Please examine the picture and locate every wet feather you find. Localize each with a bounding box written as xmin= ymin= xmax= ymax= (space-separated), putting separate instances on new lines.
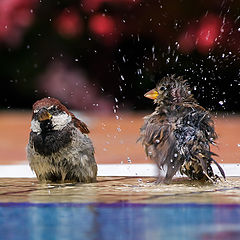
xmin=139 ymin=75 xmax=225 ymax=184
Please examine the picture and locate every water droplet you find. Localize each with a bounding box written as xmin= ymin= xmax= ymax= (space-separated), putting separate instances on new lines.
xmin=219 ymin=101 xmax=224 ymax=105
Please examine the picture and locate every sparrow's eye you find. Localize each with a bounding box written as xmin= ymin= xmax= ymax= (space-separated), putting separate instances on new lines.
xmin=159 ymin=86 xmax=166 ymax=91
xmin=47 ymin=105 xmax=58 ymax=115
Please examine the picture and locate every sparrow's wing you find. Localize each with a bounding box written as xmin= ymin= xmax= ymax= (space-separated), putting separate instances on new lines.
xmin=176 ymin=106 xmax=225 ymax=180
xmin=70 ymin=112 xmax=90 ymax=134
xmin=139 ymin=114 xmax=183 ymax=182
xmin=193 ymin=110 xmax=225 ymax=179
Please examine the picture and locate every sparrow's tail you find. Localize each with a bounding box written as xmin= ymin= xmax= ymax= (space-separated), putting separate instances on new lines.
xmin=193 ymin=152 xmax=225 ymax=182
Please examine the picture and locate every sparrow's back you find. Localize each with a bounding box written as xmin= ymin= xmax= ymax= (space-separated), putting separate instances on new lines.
xmin=139 ymin=76 xmax=225 ymax=183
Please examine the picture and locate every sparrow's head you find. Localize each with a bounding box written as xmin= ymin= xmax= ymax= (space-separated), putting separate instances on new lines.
xmin=31 ymin=97 xmax=72 ymax=134
xmin=144 ymin=75 xmax=195 ymax=105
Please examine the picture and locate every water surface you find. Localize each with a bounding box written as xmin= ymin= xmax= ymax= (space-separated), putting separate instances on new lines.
xmin=1 ymin=177 xmax=240 ymax=240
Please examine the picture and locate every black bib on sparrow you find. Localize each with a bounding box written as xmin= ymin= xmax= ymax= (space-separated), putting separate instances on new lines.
xmin=30 ymin=124 xmax=72 ymax=156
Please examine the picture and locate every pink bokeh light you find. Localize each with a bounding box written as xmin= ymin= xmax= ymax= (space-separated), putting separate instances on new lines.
xmin=89 ymin=14 xmax=115 ymax=36
xmin=196 ymin=15 xmax=221 ymax=53
xmin=179 ymin=14 xmax=222 ymax=54
xmin=38 ymin=61 xmax=113 ymax=113
xmin=0 ymin=0 xmax=38 ymax=47
xmin=54 ymin=8 xmax=84 ymax=38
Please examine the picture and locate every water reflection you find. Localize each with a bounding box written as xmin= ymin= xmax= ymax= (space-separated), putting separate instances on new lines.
xmin=1 ymin=203 xmax=240 ymax=240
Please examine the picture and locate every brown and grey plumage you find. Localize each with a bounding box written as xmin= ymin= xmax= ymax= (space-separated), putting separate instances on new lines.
xmin=27 ymin=97 xmax=97 ymax=183
xmin=139 ymin=75 xmax=225 ymax=184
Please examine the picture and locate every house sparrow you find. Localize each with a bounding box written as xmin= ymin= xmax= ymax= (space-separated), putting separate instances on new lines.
xmin=27 ymin=97 xmax=97 ymax=183
xmin=139 ymin=75 xmax=225 ymax=184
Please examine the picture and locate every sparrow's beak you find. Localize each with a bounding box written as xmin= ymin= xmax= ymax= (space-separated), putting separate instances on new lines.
xmin=37 ymin=108 xmax=52 ymax=122
xmin=144 ymin=89 xmax=159 ymax=100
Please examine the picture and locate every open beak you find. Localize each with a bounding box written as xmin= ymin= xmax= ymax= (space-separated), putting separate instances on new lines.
xmin=37 ymin=108 xmax=52 ymax=122
xmin=144 ymin=89 xmax=159 ymax=100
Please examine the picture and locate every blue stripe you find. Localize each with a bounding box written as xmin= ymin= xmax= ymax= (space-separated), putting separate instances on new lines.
xmin=0 ymin=202 xmax=240 ymax=208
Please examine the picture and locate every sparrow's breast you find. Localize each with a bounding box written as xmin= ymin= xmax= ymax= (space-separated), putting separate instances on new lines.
xmin=30 ymin=126 xmax=73 ymax=156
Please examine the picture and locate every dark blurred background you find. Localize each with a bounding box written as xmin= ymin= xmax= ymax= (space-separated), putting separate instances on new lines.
xmin=0 ymin=0 xmax=240 ymax=113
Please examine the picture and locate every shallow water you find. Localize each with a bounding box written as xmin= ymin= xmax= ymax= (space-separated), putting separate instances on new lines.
xmin=0 ymin=177 xmax=240 ymax=204
xmin=1 ymin=177 xmax=240 ymax=240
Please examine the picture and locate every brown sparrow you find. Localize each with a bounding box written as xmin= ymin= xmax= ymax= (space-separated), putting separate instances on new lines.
xmin=27 ymin=97 xmax=97 ymax=183
xmin=139 ymin=75 xmax=225 ymax=184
